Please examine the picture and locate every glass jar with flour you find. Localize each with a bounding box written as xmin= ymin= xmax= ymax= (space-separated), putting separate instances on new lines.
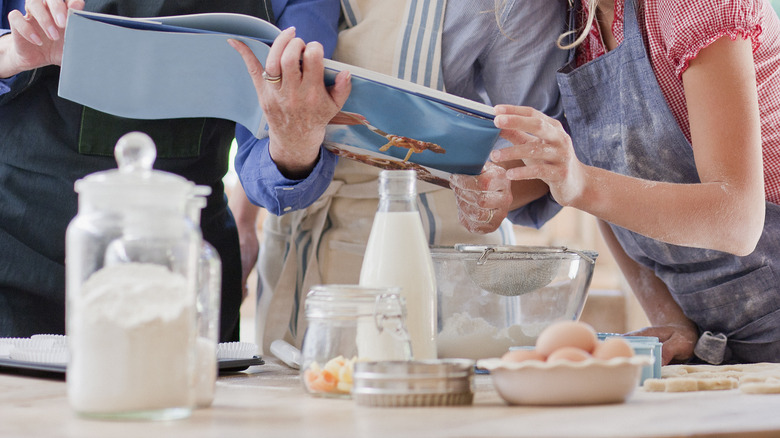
xmin=65 ymin=132 xmax=202 ymax=420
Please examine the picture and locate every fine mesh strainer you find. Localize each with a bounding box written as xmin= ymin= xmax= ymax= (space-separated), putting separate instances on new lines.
xmin=453 ymin=244 xmax=597 ymax=297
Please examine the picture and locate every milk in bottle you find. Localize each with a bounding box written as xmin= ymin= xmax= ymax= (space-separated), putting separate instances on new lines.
xmin=359 ymin=170 xmax=437 ymax=360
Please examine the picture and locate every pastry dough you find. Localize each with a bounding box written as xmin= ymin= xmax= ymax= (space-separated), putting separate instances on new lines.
xmin=642 ymin=362 xmax=780 ymax=394
xmin=740 ymin=377 xmax=780 ymax=394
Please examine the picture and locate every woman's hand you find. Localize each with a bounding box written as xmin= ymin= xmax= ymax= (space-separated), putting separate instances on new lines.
xmin=449 ymin=161 xmax=513 ymax=233
xmin=229 ymin=28 xmax=352 ymax=179
xmin=598 ymin=219 xmax=698 ymax=366
xmin=627 ymin=325 xmax=698 ymax=365
xmin=1 ymin=0 xmax=84 ymax=78
xmin=489 ymin=105 xmax=586 ymax=207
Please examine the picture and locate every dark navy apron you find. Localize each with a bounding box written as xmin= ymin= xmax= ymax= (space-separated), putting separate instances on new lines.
xmin=0 ymin=0 xmax=273 ymax=341
xmin=556 ymin=0 xmax=780 ymax=364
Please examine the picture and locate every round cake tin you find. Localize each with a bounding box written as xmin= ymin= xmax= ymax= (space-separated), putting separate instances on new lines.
xmin=352 ymin=359 xmax=475 ymax=407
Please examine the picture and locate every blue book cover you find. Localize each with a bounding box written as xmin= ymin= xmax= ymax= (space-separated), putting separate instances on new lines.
xmin=59 ymin=10 xmax=500 ymax=188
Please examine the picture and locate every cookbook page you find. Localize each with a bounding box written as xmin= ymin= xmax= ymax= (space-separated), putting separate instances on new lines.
xmin=59 ymin=10 xmax=272 ymax=136
xmin=58 ymin=10 xmax=500 ymax=180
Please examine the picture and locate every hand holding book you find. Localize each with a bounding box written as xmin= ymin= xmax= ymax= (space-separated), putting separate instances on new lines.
xmin=58 ymin=10 xmax=501 ymax=187
xmin=228 ymin=27 xmax=351 ymax=180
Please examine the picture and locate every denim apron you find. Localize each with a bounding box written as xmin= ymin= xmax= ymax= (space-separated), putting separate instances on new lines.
xmin=556 ymin=0 xmax=780 ymax=364
xmin=0 ymin=0 xmax=272 ymax=340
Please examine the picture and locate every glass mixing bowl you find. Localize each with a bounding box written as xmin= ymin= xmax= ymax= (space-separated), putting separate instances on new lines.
xmin=431 ymin=245 xmax=598 ymax=360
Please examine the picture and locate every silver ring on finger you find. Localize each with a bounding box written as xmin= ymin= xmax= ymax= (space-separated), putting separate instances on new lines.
xmin=262 ymin=71 xmax=282 ymax=84
xmin=480 ymin=209 xmax=495 ymax=224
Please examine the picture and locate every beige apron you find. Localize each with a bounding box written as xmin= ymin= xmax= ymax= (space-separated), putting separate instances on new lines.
xmin=257 ymin=0 xmax=511 ymax=351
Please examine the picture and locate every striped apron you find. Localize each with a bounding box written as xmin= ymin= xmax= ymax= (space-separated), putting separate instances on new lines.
xmin=256 ymin=0 xmax=513 ymax=351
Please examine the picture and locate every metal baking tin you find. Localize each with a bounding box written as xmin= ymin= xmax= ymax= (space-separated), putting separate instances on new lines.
xmin=352 ymin=359 xmax=475 ymax=407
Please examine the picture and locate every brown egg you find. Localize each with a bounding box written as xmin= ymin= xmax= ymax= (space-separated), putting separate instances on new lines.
xmin=501 ymin=348 xmax=546 ymax=362
xmin=535 ymin=320 xmax=598 ymax=356
xmin=546 ymin=346 xmax=592 ymax=363
xmin=592 ymin=337 xmax=635 ymax=360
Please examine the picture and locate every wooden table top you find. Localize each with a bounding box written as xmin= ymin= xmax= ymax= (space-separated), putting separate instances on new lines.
xmin=1 ymin=358 xmax=780 ymax=438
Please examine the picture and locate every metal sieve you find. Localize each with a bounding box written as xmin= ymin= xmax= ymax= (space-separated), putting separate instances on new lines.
xmin=453 ymin=244 xmax=597 ymax=297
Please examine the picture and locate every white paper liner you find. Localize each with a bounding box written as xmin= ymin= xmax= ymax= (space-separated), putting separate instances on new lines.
xmin=2 ymin=336 xmax=260 ymax=366
xmin=1 ymin=335 xmax=70 ymax=363
xmin=31 ymin=334 xmax=68 ymax=347
xmin=0 ymin=342 xmax=13 ymax=357
xmin=9 ymin=346 xmax=70 ymax=365
xmin=0 ymin=337 xmax=33 ymax=348
xmin=216 ymin=342 xmax=258 ymax=359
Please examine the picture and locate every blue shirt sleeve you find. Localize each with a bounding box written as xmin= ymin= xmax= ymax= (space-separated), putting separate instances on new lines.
xmin=235 ymin=125 xmax=338 ymax=215
xmin=272 ymin=0 xmax=340 ymax=55
xmin=235 ymin=0 xmax=341 ymax=214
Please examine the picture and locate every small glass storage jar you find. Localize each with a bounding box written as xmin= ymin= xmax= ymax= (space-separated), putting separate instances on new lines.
xmin=65 ymin=132 xmax=202 ymax=420
xmin=187 ymin=192 xmax=222 ymax=408
xmin=300 ymin=285 xmax=410 ymax=398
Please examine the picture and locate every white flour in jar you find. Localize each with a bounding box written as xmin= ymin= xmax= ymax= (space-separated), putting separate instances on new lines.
xmin=68 ymin=263 xmax=195 ymax=414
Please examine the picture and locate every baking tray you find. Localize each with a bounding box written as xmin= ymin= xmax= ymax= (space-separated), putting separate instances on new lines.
xmin=0 ymin=356 xmax=264 ymax=380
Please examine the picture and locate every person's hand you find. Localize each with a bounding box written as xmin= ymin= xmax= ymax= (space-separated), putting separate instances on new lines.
xmin=2 ymin=0 xmax=84 ymax=77
xmin=449 ymin=161 xmax=513 ymax=233
xmin=489 ymin=105 xmax=586 ymax=207
xmin=626 ymin=325 xmax=698 ymax=365
xmin=228 ymin=28 xmax=352 ymax=179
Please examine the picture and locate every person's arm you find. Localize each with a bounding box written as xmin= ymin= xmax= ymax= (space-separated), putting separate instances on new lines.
xmin=227 ymin=182 xmax=261 ymax=299
xmin=234 ymin=124 xmax=338 ymax=215
xmin=597 ymin=220 xmax=697 ymax=365
xmin=233 ymin=0 xmax=346 ymax=211
xmin=490 ymin=35 xmax=764 ymax=256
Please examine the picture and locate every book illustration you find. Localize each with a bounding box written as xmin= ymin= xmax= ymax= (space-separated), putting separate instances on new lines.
xmin=326 ymin=145 xmax=448 ymax=188
xmin=58 ymin=10 xmax=501 ymax=183
xmin=332 ymin=111 xmax=446 ymax=162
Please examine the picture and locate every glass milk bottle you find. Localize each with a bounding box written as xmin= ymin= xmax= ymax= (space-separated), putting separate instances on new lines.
xmin=359 ymin=170 xmax=437 ymax=360
xmin=65 ymin=132 xmax=201 ymax=420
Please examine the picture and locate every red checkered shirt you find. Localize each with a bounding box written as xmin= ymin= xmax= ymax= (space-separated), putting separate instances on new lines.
xmin=577 ymin=0 xmax=780 ymax=204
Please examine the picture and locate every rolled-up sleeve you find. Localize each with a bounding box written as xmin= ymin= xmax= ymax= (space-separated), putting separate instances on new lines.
xmin=235 ymin=125 xmax=337 ymax=215
xmin=235 ymin=0 xmax=341 ymax=213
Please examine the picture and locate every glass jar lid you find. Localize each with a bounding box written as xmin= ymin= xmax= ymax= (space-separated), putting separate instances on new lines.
xmin=304 ymin=285 xmax=404 ymax=319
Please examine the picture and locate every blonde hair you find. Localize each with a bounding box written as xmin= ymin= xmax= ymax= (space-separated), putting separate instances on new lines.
xmin=556 ymin=0 xmax=599 ymax=50
xmin=493 ymin=0 xmax=598 ymax=48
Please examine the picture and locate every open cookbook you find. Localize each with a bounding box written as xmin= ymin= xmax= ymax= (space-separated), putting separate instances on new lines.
xmin=58 ymin=10 xmax=501 ymax=187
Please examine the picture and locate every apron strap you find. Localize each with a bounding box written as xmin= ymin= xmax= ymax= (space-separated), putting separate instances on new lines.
xmin=393 ymin=0 xmax=447 ymax=90
xmin=694 ymin=331 xmax=729 ymax=365
xmin=262 ymin=180 xmax=344 ymax=348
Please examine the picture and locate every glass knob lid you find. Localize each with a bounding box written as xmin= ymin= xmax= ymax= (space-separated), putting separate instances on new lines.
xmin=115 ymin=131 xmax=156 ymax=175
